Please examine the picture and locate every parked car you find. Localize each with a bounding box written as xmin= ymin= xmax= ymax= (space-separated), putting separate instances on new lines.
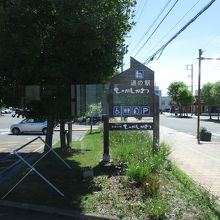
xmin=77 ymin=113 xmax=102 ymax=125
xmin=87 ymin=113 xmax=102 ymax=124
xmin=1 ymin=108 xmax=13 ymax=114
xmin=10 ymin=118 xmax=47 ymax=135
xmin=11 ymin=107 xmax=33 ymax=118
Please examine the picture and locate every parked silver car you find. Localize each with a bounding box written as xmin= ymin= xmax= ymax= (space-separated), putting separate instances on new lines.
xmin=1 ymin=108 xmax=13 ymax=114
xmin=10 ymin=118 xmax=47 ymax=135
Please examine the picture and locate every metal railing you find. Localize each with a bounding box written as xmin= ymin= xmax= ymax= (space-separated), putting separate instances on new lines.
xmin=2 ymin=136 xmax=71 ymax=199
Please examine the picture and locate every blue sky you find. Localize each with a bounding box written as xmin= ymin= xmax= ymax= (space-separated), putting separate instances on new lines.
xmin=123 ymin=0 xmax=220 ymax=95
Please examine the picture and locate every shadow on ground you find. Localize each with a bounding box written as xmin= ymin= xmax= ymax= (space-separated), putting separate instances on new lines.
xmin=0 ymin=147 xmax=120 ymax=213
xmin=201 ymin=118 xmax=220 ymax=124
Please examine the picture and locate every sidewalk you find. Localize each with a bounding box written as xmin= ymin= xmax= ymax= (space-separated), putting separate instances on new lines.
xmin=160 ymin=125 xmax=220 ymax=199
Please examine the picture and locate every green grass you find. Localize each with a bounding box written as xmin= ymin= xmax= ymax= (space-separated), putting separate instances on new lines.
xmin=70 ymin=130 xmax=103 ymax=167
xmin=1 ymin=129 xmax=220 ymax=219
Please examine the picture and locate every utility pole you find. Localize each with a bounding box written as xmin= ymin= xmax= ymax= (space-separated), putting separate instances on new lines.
xmin=197 ymin=49 xmax=202 ymax=144
xmin=121 ymin=57 xmax=123 ymax=73
xmin=196 ymin=50 xmax=220 ymax=144
xmin=186 ymin=64 xmax=193 ymax=115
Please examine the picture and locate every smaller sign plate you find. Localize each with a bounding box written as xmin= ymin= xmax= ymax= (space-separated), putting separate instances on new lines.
xmin=109 ymin=123 xmax=154 ymax=131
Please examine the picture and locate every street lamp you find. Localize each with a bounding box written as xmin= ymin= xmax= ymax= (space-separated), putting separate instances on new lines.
xmin=197 ymin=49 xmax=220 ymax=144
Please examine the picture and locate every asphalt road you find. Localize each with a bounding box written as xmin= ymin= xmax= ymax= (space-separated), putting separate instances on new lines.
xmin=160 ymin=113 xmax=220 ymax=142
xmin=0 ymin=114 xmax=59 ymax=154
xmin=0 ymin=114 xmax=93 ymax=152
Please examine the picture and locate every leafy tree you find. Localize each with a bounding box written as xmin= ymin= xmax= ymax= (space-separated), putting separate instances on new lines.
xmin=85 ymin=103 xmax=102 ymax=134
xmin=176 ymin=87 xmax=195 ymax=116
xmin=168 ymin=82 xmax=188 ymax=101
xmin=167 ymin=81 xmax=189 ymax=115
xmin=0 ymin=0 xmax=136 ymax=149
xmin=211 ymin=81 xmax=220 ymax=120
xmin=0 ymin=99 xmax=5 ymax=113
xmin=212 ymin=81 xmax=220 ymax=105
xmin=201 ymin=82 xmax=215 ymax=120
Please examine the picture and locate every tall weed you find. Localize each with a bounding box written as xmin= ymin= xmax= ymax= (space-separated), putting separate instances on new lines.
xmin=110 ymin=131 xmax=170 ymax=185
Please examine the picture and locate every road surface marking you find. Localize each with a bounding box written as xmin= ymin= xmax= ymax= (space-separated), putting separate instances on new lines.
xmin=33 ymin=145 xmax=44 ymax=153
xmin=212 ymin=132 xmax=220 ymax=137
xmin=0 ymin=148 xmax=8 ymax=152
xmin=0 ymin=141 xmax=20 ymax=145
xmin=0 ymin=132 xmax=10 ymax=135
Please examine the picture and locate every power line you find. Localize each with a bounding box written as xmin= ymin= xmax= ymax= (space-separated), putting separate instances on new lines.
xmin=131 ymin=0 xmax=173 ymax=53
xmin=135 ymin=0 xmax=149 ymax=24
xmin=135 ymin=0 xmax=144 ymax=18
xmin=147 ymin=0 xmax=202 ymax=56
xmin=123 ymin=0 xmax=192 ymax=70
xmin=127 ymin=0 xmax=149 ymax=46
xmin=134 ymin=0 xmax=179 ymax=57
xmin=144 ymin=0 xmax=217 ymax=65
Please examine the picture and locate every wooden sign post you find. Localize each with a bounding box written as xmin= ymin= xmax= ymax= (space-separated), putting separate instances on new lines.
xmin=102 ymin=57 xmax=159 ymax=162
xmin=102 ymin=115 xmax=110 ymax=162
xmin=153 ymin=94 xmax=160 ymax=152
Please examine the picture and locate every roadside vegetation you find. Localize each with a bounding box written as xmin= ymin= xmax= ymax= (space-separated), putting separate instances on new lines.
xmin=201 ymin=81 xmax=220 ymax=120
xmin=1 ymin=129 xmax=220 ymax=219
xmin=167 ymin=81 xmax=195 ymax=117
xmin=0 ymin=99 xmax=5 ymax=114
xmin=167 ymin=80 xmax=220 ymax=120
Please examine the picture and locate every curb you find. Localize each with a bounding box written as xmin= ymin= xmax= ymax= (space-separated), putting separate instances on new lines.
xmin=0 ymin=200 xmax=120 ymax=220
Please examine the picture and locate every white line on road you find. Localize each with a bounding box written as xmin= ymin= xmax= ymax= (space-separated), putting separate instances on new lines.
xmin=0 ymin=132 xmax=10 ymax=135
xmin=212 ymin=132 xmax=220 ymax=137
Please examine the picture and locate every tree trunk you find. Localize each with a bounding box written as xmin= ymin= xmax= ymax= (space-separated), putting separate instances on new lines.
xmin=44 ymin=117 xmax=55 ymax=152
xmin=218 ymin=108 xmax=220 ymax=121
xmin=60 ymin=120 xmax=66 ymax=149
xmin=90 ymin=116 xmax=93 ymax=134
xmin=179 ymin=106 xmax=182 ymax=116
xmin=209 ymin=106 xmax=212 ymax=120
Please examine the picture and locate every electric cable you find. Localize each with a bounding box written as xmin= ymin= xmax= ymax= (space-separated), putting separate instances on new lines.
xmin=135 ymin=0 xmax=144 ymax=18
xmin=131 ymin=0 xmax=173 ymax=53
xmin=147 ymin=0 xmax=202 ymax=56
xmin=124 ymin=0 xmax=175 ymax=69
xmin=144 ymin=0 xmax=216 ymax=65
xmin=127 ymin=0 xmax=150 ymax=46
xmin=134 ymin=0 xmax=179 ymax=57
xmin=135 ymin=0 xmax=149 ymax=26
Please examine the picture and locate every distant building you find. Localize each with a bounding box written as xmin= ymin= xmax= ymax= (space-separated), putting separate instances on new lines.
xmin=160 ymin=96 xmax=171 ymax=112
xmin=74 ymin=84 xmax=108 ymax=117
xmin=154 ymin=86 xmax=161 ymax=96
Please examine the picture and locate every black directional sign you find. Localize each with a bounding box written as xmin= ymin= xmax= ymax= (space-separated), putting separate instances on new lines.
xmin=104 ymin=57 xmax=159 ymax=152
xmin=108 ymin=58 xmax=154 ymax=117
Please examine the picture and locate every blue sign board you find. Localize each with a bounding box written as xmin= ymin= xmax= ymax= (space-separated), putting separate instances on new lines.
xmin=142 ymin=106 xmax=150 ymax=115
xmin=113 ymin=106 xmax=122 ymax=116
xmin=122 ymin=106 xmax=131 ymax=116
xmin=113 ymin=105 xmax=150 ymax=116
xmin=132 ymin=106 xmax=140 ymax=115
